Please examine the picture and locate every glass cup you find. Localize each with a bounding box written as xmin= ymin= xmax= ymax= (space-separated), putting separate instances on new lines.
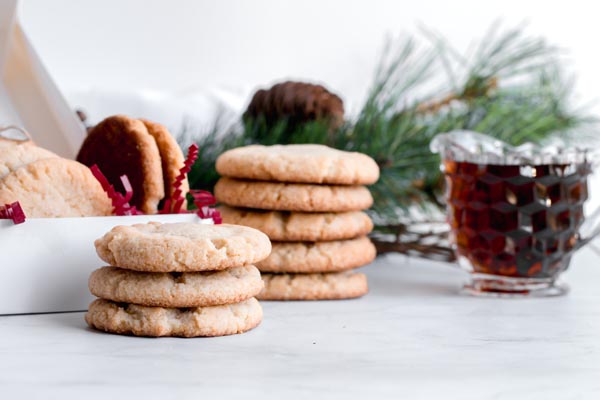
xmin=431 ymin=131 xmax=600 ymax=297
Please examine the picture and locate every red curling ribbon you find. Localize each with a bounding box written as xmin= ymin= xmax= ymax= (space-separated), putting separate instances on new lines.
xmin=90 ymin=165 xmax=142 ymax=216
xmin=190 ymin=190 xmax=222 ymax=224
xmin=0 ymin=201 xmax=26 ymax=224
xmin=160 ymin=144 xmax=199 ymax=214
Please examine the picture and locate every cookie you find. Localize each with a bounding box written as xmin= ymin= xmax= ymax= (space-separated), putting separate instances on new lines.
xmin=0 ymin=143 xmax=58 ymax=179
xmin=215 ymin=178 xmax=373 ymax=212
xmin=76 ymin=115 xmax=165 ymax=214
xmin=85 ymin=297 xmax=262 ymax=337
xmin=140 ymin=119 xmax=188 ymax=202
xmin=257 ymin=237 xmax=376 ymax=273
xmin=95 ymin=222 xmax=272 ymax=272
xmin=219 ymin=205 xmax=373 ymax=241
xmin=258 ymin=271 xmax=368 ymax=300
xmin=89 ymin=265 xmax=263 ymax=307
xmin=216 ymin=144 xmax=379 ymax=185
xmin=0 ymin=158 xmax=112 ymax=217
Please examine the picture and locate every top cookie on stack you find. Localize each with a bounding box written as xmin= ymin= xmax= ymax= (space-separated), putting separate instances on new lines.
xmin=215 ymin=144 xmax=380 ymax=301
xmin=216 ymin=144 xmax=379 ymax=185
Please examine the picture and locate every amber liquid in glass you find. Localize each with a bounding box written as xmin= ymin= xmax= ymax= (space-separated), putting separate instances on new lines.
xmin=444 ymin=160 xmax=590 ymax=279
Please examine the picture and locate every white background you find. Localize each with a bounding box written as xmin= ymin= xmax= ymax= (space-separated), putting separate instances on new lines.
xmin=16 ymin=0 xmax=600 ymax=122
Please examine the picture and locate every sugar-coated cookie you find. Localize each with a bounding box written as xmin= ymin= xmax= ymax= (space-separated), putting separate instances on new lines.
xmin=258 ymin=271 xmax=368 ymax=300
xmin=76 ymin=115 xmax=165 ymax=214
xmin=215 ymin=177 xmax=373 ymax=212
xmin=216 ymin=144 xmax=379 ymax=185
xmin=218 ymin=205 xmax=373 ymax=241
xmin=95 ymin=222 xmax=271 ymax=272
xmin=0 ymin=158 xmax=112 ymax=217
xmin=0 ymin=142 xmax=58 ymax=179
xmin=85 ymin=297 xmax=263 ymax=337
xmin=89 ymin=265 xmax=263 ymax=307
xmin=257 ymin=236 xmax=376 ymax=273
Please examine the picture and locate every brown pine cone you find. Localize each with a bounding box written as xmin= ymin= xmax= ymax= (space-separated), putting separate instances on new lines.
xmin=244 ymin=81 xmax=344 ymax=131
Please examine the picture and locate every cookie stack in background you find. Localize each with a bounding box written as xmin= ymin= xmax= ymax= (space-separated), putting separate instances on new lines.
xmin=215 ymin=144 xmax=380 ymax=301
xmin=85 ymin=222 xmax=271 ymax=337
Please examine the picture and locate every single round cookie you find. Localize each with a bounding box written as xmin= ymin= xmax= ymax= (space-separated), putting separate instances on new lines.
xmin=215 ymin=178 xmax=373 ymax=212
xmin=0 ymin=143 xmax=58 ymax=179
xmin=219 ymin=205 xmax=373 ymax=241
xmin=257 ymin=237 xmax=376 ymax=273
xmin=140 ymin=119 xmax=189 ymax=202
xmin=216 ymin=144 xmax=379 ymax=185
xmin=76 ymin=115 xmax=165 ymax=214
xmin=258 ymin=271 xmax=368 ymax=301
xmin=89 ymin=265 xmax=263 ymax=307
xmin=85 ymin=297 xmax=263 ymax=337
xmin=0 ymin=158 xmax=112 ymax=217
xmin=95 ymin=222 xmax=272 ymax=272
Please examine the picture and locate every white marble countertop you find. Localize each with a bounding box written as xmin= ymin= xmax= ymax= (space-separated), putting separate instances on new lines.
xmin=1 ymin=248 xmax=599 ymax=400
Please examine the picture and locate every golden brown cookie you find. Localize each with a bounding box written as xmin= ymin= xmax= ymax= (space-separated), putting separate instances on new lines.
xmin=0 ymin=158 xmax=112 ymax=217
xmin=76 ymin=115 xmax=164 ymax=214
xmin=85 ymin=297 xmax=263 ymax=337
xmin=216 ymin=144 xmax=380 ymax=185
xmin=140 ymin=119 xmax=188 ymax=202
xmin=89 ymin=265 xmax=263 ymax=307
xmin=215 ymin=178 xmax=373 ymax=212
xmin=257 ymin=237 xmax=376 ymax=273
xmin=218 ymin=205 xmax=373 ymax=241
xmin=0 ymin=142 xmax=58 ymax=179
xmin=258 ymin=271 xmax=368 ymax=301
xmin=95 ymin=222 xmax=272 ymax=272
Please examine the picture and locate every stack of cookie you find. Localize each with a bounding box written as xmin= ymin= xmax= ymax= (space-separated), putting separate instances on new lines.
xmin=215 ymin=144 xmax=380 ymax=301
xmin=85 ymin=222 xmax=271 ymax=337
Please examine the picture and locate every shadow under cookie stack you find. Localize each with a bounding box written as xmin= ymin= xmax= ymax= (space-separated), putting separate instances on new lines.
xmin=215 ymin=144 xmax=380 ymax=300
xmin=85 ymin=222 xmax=271 ymax=337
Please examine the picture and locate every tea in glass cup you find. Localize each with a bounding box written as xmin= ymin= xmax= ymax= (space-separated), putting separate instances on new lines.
xmin=431 ymin=131 xmax=597 ymax=297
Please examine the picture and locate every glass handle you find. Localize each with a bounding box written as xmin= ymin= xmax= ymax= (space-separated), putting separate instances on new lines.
xmin=577 ymin=205 xmax=600 ymax=249
xmin=577 ymin=171 xmax=600 ymax=249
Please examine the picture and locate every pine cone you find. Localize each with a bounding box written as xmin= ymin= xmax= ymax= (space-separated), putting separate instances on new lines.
xmin=244 ymin=81 xmax=344 ymax=131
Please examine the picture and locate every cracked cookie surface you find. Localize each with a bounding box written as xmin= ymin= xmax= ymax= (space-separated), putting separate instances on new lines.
xmin=216 ymin=144 xmax=379 ymax=185
xmin=0 ymin=158 xmax=112 ymax=217
xmin=0 ymin=142 xmax=58 ymax=179
xmin=95 ymin=222 xmax=271 ymax=272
